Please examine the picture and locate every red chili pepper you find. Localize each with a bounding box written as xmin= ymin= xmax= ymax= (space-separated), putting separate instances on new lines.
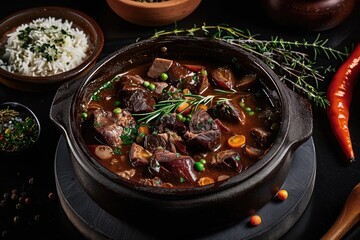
xmin=327 ymin=43 xmax=360 ymax=163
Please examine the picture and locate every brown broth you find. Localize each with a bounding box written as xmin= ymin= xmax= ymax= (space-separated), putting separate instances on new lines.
xmin=80 ymin=59 xmax=281 ymax=188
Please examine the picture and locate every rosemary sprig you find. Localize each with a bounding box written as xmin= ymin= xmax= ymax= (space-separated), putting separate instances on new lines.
xmin=133 ymin=99 xmax=181 ymax=123
xmin=150 ymin=23 xmax=349 ymax=108
xmin=133 ymin=94 xmax=227 ymax=123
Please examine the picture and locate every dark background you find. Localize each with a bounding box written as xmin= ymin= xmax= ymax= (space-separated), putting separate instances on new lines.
xmin=1 ymin=0 xmax=360 ymax=239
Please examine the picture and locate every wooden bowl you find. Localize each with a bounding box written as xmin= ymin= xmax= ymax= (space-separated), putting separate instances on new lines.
xmin=0 ymin=7 xmax=104 ymax=92
xmin=106 ymin=0 xmax=202 ymax=26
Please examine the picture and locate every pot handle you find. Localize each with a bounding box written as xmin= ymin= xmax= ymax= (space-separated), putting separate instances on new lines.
xmin=49 ymin=78 xmax=82 ymax=137
xmin=285 ymin=89 xmax=313 ymax=147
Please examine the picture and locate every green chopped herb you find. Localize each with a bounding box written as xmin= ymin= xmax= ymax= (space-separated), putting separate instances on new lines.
xmin=113 ymin=146 xmax=122 ymax=155
xmin=120 ymin=126 xmax=139 ymax=145
xmin=0 ymin=108 xmax=39 ymax=152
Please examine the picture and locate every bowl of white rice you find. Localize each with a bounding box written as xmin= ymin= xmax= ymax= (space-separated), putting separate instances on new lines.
xmin=0 ymin=7 xmax=104 ymax=92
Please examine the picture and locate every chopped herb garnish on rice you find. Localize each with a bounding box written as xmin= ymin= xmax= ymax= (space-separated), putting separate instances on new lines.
xmin=0 ymin=17 xmax=89 ymax=77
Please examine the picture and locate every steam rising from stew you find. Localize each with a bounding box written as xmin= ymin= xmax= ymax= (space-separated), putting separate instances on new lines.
xmin=80 ymin=57 xmax=281 ymax=188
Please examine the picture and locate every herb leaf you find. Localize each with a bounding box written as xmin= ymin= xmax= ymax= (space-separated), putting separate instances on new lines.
xmin=149 ymin=23 xmax=349 ymax=108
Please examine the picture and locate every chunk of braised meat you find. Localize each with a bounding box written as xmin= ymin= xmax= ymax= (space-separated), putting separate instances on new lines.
xmin=119 ymin=89 xmax=156 ymax=113
xmin=184 ymin=109 xmax=221 ymax=151
xmin=144 ymin=133 xmax=169 ymax=152
xmin=183 ymin=64 xmax=206 ymax=72
xmin=188 ymin=109 xmax=219 ymax=133
xmin=236 ymin=74 xmax=258 ymax=91
xmin=120 ymin=74 xmax=169 ymax=97
xmin=93 ymin=108 xmax=136 ymax=148
xmin=211 ymin=150 xmax=243 ymax=172
xmin=214 ymin=118 xmax=231 ymax=133
xmin=210 ymin=66 xmax=236 ymax=90
xmin=244 ymin=146 xmax=265 ymax=160
xmin=167 ymin=61 xmax=193 ymax=85
xmin=153 ymin=113 xmax=187 ymax=135
xmin=152 ymin=82 xmax=169 ymax=95
xmin=184 ymin=130 xmax=221 ymax=152
xmin=149 ymin=148 xmax=198 ymax=183
xmin=208 ymin=100 xmax=246 ymax=125
xmin=120 ymin=74 xmax=144 ymax=86
xmin=118 ymin=83 xmax=146 ymax=95
xmin=257 ymin=108 xmax=281 ymax=129
xmin=158 ymin=85 xmax=183 ymax=101
xmin=144 ymin=131 xmax=187 ymax=155
xmin=129 ymin=143 xmax=153 ymax=167
xmin=251 ymin=127 xmax=273 ymax=148
xmin=178 ymin=72 xmax=209 ymax=94
xmin=147 ymin=58 xmax=173 ymax=79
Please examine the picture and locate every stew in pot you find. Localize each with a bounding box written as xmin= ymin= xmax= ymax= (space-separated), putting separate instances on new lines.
xmin=79 ymin=57 xmax=281 ymax=188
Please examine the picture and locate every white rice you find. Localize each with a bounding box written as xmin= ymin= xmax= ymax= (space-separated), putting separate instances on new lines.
xmin=0 ymin=17 xmax=89 ymax=77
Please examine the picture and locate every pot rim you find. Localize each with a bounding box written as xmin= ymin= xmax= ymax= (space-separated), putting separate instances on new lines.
xmin=55 ymin=36 xmax=308 ymax=197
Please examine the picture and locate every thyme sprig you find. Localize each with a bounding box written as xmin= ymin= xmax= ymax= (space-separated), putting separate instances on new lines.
xmin=133 ymin=93 xmax=228 ymax=123
xmin=150 ymin=24 xmax=349 ymax=108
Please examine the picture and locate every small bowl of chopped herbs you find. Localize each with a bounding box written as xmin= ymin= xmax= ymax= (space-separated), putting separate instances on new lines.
xmin=0 ymin=7 xmax=104 ymax=92
xmin=0 ymin=102 xmax=40 ymax=154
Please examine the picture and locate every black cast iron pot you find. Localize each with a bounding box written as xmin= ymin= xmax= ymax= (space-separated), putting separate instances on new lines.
xmin=50 ymin=36 xmax=313 ymax=235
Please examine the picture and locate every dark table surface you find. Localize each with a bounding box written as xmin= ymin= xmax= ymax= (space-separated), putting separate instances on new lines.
xmin=1 ymin=1 xmax=360 ymax=239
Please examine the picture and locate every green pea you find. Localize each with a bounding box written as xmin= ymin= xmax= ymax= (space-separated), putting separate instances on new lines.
xmin=255 ymin=107 xmax=262 ymax=112
xmin=143 ymin=81 xmax=150 ymax=88
xmin=114 ymin=100 xmax=121 ymax=106
xmin=176 ymin=114 xmax=184 ymax=122
xmin=200 ymin=158 xmax=206 ymax=164
xmin=239 ymin=102 xmax=246 ymax=108
xmin=248 ymin=111 xmax=255 ymax=116
xmin=113 ymin=107 xmax=122 ymax=115
xmin=160 ymin=72 xmax=168 ymax=81
xmin=245 ymin=107 xmax=252 ymax=112
xmin=194 ymin=161 xmax=205 ymax=172
xmin=81 ymin=112 xmax=88 ymax=120
xmin=148 ymin=83 xmax=156 ymax=91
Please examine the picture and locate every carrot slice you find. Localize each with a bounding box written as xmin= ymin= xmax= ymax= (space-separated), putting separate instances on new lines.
xmin=177 ymin=102 xmax=191 ymax=115
xmin=228 ymin=134 xmax=246 ymax=148
xmin=138 ymin=124 xmax=150 ymax=135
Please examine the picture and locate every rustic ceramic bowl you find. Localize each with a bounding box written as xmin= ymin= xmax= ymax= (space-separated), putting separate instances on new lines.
xmin=106 ymin=0 xmax=202 ymax=26
xmin=50 ymin=36 xmax=313 ymax=235
xmin=261 ymin=0 xmax=357 ymax=31
xmin=0 ymin=6 xmax=104 ymax=92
